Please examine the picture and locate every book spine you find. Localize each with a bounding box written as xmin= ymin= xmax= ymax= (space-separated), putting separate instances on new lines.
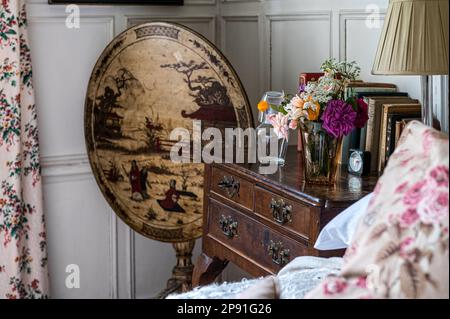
xmin=299 ymin=73 xmax=324 ymax=86
xmin=341 ymin=135 xmax=350 ymax=165
xmin=395 ymin=121 xmax=402 ymax=148
xmin=356 ymin=92 xmax=409 ymax=98
xmin=347 ymin=83 xmax=397 ymax=88
xmin=372 ymin=102 xmax=385 ymax=173
xmin=385 ymin=116 xmax=393 ymax=161
xmin=365 ymin=100 xmax=377 ymax=172
xmin=352 ymin=87 xmax=397 ymax=93
xmin=360 ymin=125 xmax=367 ymax=150
xmin=378 ymin=107 xmax=389 ymax=173
xmin=349 ymin=128 xmax=361 ymax=150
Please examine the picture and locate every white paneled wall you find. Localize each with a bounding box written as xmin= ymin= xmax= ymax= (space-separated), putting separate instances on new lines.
xmin=30 ymin=16 xmax=114 ymax=157
xmin=341 ymin=11 xmax=421 ymax=99
xmin=220 ymin=16 xmax=260 ymax=124
xmin=26 ymin=0 xmax=423 ymax=298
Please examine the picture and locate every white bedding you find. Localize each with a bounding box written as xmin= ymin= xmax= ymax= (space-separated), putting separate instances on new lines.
xmin=167 ymin=256 xmax=343 ymax=299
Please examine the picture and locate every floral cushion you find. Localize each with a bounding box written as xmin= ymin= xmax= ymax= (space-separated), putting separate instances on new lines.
xmin=305 ymin=121 xmax=449 ymax=299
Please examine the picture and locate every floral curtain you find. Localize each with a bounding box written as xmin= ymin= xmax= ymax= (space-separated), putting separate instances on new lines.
xmin=0 ymin=0 xmax=49 ymax=298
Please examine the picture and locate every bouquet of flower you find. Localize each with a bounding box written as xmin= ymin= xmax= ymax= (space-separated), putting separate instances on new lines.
xmin=257 ymin=58 xmax=369 ymax=139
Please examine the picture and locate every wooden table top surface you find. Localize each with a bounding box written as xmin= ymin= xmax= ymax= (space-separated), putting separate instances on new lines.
xmin=216 ymin=146 xmax=379 ymax=208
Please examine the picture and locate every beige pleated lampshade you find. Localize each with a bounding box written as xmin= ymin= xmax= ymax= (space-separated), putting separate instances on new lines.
xmin=372 ymin=0 xmax=449 ymax=75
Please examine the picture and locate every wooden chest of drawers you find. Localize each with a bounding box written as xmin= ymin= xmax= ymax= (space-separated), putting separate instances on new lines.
xmin=192 ymin=148 xmax=377 ymax=286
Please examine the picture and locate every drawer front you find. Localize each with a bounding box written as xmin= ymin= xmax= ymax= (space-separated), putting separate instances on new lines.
xmin=258 ymin=225 xmax=309 ymax=272
xmin=254 ymin=186 xmax=311 ymax=240
xmin=207 ymin=198 xmax=308 ymax=273
xmin=210 ymin=166 xmax=253 ymax=210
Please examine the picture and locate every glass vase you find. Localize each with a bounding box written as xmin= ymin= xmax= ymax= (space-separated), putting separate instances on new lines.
xmin=257 ymin=122 xmax=290 ymax=166
xmin=256 ymin=91 xmax=289 ymax=166
xmin=300 ymin=122 xmax=342 ymax=185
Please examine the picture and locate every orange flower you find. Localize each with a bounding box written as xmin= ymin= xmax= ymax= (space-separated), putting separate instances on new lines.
xmin=306 ymin=102 xmax=321 ymax=121
xmin=257 ymin=100 xmax=269 ymax=112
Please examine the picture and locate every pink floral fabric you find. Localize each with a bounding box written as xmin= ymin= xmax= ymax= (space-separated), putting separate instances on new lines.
xmin=1 ymin=0 xmax=49 ymax=298
xmin=305 ymin=121 xmax=449 ymax=299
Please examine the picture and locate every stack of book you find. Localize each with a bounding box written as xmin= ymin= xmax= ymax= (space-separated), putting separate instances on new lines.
xmin=343 ymin=81 xmax=421 ymax=174
xmin=297 ymin=75 xmax=421 ymax=174
xmin=344 ymin=81 xmax=398 ymax=100
xmin=375 ymin=103 xmax=420 ymax=172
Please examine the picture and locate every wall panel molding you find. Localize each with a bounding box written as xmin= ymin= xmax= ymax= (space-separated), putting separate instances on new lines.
xmin=338 ymin=10 xmax=386 ymax=61
xmin=28 ymin=15 xmax=115 ymax=32
xmin=219 ymin=14 xmax=260 ymax=124
xmin=41 ymin=153 xmax=89 ymax=167
xmin=41 ymin=153 xmax=93 ymax=183
xmin=128 ymin=229 xmax=137 ymax=299
xmin=42 ymin=154 xmax=118 ymax=297
xmin=265 ymin=12 xmax=332 ymax=90
xmin=109 ymin=211 xmax=119 ymax=299
xmin=29 ymin=15 xmax=115 ymax=159
xmin=219 ymin=15 xmax=258 ymax=52
xmin=336 ymin=8 xmax=423 ymax=101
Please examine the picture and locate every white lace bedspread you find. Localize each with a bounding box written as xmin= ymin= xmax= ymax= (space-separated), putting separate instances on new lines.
xmin=167 ymin=256 xmax=343 ymax=299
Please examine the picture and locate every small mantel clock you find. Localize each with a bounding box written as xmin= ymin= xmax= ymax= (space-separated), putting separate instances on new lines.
xmin=348 ymin=149 xmax=371 ymax=176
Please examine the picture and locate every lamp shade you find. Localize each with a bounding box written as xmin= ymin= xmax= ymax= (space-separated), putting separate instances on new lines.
xmin=372 ymin=0 xmax=449 ymax=75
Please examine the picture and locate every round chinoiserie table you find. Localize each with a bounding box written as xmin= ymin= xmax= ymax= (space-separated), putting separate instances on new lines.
xmin=84 ymin=22 xmax=254 ymax=297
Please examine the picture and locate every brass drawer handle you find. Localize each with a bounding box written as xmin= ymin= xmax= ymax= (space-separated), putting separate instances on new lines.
xmin=219 ymin=215 xmax=238 ymax=239
xmin=269 ymin=198 xmax=292 ymax=225
xmin=267 ymin=240 xmax=290 ymax=266
xmin=218 ymin=176 xmax=240 ymax=198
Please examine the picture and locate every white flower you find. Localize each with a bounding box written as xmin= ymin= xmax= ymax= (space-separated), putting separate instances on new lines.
xmin=288 ymin=107 xmax=306 ymax=121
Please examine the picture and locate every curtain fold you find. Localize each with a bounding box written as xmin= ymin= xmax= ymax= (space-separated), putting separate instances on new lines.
xmin=0 ymin=0 xmax=49 ymax=298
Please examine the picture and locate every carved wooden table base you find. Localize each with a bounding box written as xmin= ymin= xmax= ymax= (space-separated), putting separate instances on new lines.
xmin=154 ymin=240 xmax=196 ymax=299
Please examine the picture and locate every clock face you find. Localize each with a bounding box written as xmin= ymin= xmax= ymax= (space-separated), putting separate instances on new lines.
xmin=349 ymin=152 xmax=363 ymax=173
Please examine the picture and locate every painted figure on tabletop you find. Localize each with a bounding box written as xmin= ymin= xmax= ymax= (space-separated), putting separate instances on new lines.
xmin=129 ymin=160 xmax=143 ymax=201
xmin=158 ymin=179 xmax=185 ymax=213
